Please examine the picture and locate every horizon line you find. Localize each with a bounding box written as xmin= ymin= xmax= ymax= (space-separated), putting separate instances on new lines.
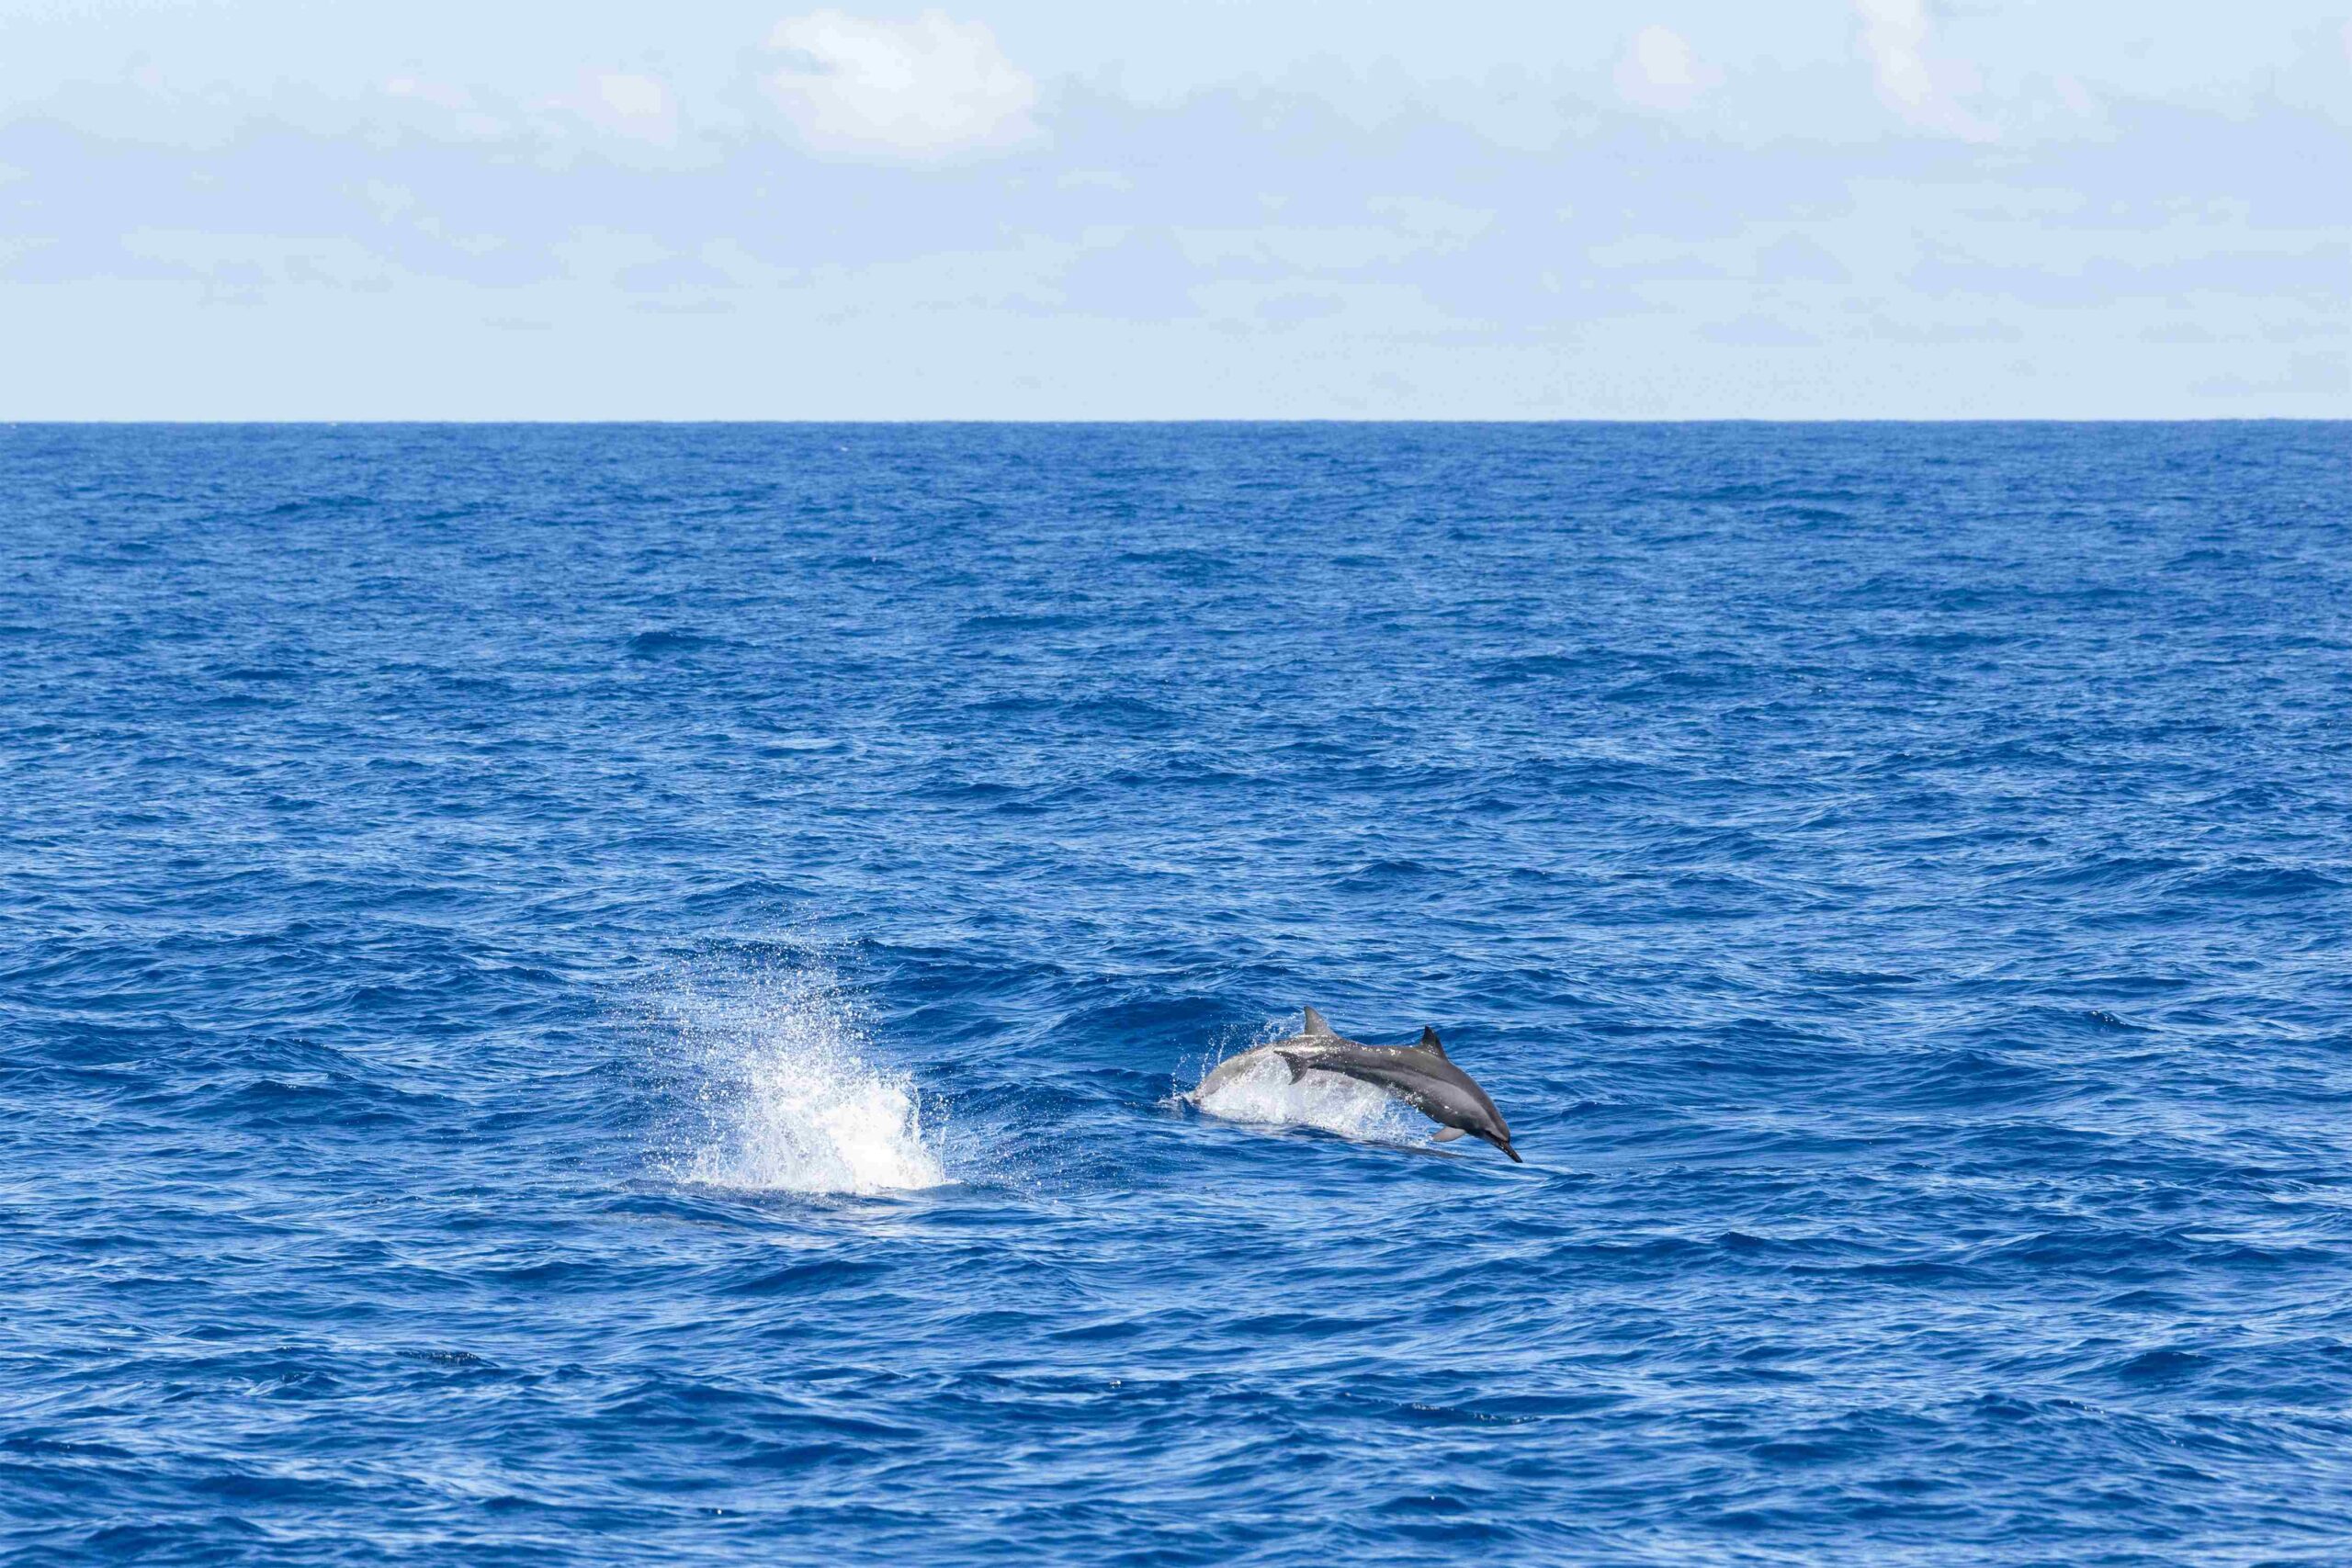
xmin=6 ymin=416 xmax=2346 ymax=427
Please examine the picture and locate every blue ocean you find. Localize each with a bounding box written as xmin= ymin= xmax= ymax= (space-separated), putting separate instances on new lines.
xmin=5 ymin=423 xmax=2349 ymax=1565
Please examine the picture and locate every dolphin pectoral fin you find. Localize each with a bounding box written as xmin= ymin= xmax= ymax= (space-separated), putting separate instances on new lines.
xmin=1430 ymin=1128 xmax=1466 ymax=1143
xmin=1274 ymin=1051 xmax=1309 ymax=1081
xmin=1302 ymin=1007 xmax=1335 ymax=1036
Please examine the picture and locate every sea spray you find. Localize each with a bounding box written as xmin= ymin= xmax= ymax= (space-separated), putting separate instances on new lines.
xmin=648 ymin=947 xmax=947 ymax=1196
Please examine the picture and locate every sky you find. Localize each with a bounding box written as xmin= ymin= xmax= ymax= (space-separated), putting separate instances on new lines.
xmin=3 ymin=1 xmax=2348 ymax=418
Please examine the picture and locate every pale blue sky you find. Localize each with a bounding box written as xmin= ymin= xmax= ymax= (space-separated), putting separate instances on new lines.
xmin=4 ymin=1 xmax=2347 ymax=417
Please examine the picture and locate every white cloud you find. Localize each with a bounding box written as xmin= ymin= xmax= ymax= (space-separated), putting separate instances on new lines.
xmin=571 ymin=70 xmax=679 ymax=146
xmin=760 ymin=9 xmax=1038 ymax=161
xmin=1613 ymin=26 xmax=1722 ymax=113
xmin=1853 ymin=0 xmax=1996 ymax=141
xmin=382 ymin=74 xmax=511 ymax=141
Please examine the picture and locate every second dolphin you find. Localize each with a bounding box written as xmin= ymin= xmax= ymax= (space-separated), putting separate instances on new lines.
xmin=1193 ymin=1007 xmax=1521 ymax=1162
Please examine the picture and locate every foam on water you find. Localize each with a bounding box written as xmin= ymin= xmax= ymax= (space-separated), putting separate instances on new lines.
xmin=651 ymin=953 xmax=947 ymax=1196
xmin=1187 ymin=1045 xmax=1426 ymax=1145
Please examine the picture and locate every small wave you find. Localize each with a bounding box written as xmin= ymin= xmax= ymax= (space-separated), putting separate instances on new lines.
xmin=649 ymin=950 xmax=947 ymax=1197
xmin=627 ymin=628 xmax=720 ymax=657
xmin=1186 ymin=1044 xmax=1421 ymax=1145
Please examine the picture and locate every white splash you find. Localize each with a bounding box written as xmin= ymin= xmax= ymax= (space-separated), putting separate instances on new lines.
xmin=651 ymin=953 xmax=947 ymax=1197
xmin=1187 ymin=1044 xmax=1423 ymax=1145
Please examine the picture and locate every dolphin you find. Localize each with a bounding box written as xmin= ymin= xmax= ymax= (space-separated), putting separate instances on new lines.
xmin=1190 ymin=1005 xmax=1351 ymax=1101
xmin=1193 ymin=1007 xmax=1521 ymax=1162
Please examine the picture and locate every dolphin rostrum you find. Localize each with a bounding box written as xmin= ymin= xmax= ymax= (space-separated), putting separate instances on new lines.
xmin=1195 ymin=1007 xmax=1521 ymax=1162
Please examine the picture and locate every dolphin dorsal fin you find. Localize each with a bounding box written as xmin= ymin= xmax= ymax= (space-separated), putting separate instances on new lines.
xmin=1303 ymin=1006 xmax=1335 ymax=1036
xmin=1419 ymin=1027 xmax=1448 ymax=1058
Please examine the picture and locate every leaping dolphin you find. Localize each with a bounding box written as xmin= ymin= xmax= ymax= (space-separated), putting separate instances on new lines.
xmin=1189 ymin=1005 xmax=1350 ymax=1100
xmin=1193 ymin=1008 xmax=1521 ymax=1162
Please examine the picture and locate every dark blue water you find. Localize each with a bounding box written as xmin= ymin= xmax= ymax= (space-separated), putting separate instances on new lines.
xmin=5 ymin=423 xmax=2350 ymax=1565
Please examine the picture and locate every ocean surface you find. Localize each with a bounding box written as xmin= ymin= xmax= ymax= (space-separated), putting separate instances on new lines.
xmin=4 ymin=422 xmax=2349 ymax=1566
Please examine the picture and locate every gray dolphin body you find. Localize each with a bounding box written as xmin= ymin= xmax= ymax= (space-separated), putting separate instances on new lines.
xmin=1194 ymin=1007 xmax=1521 ymax=1162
